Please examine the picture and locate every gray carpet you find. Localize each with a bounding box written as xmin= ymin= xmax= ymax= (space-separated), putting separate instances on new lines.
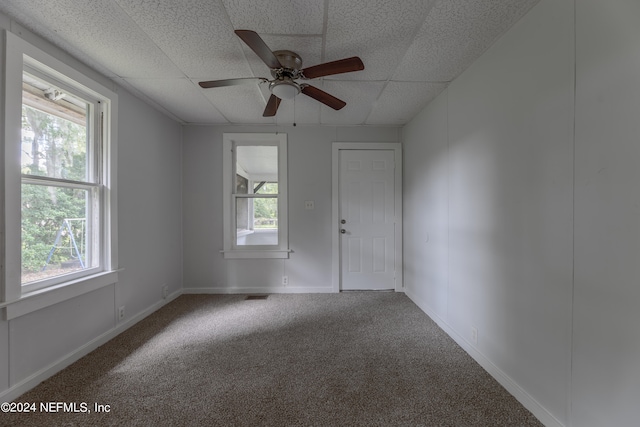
xmin=3 ymin=293 xmax=543 ymax=426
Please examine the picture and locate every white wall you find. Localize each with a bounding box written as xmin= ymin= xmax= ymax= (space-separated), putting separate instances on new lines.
xmin=182 ymin=125 xmax=399 ymax=293
xmin=116 ymin=89 xmax=183 ymax=314
xmin=572 ymin=1 xmax=640 ymax=425
xmin=0 ymin=17 xmax=183 ymax=400
xmin=404 ymin=0 xmax=640 ymax=426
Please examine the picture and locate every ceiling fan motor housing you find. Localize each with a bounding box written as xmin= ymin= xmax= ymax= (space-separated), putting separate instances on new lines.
xmin=272 ymin=50 xmax=302 ymax=72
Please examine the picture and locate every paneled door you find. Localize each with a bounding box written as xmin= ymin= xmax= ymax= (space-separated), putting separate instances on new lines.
xmin=339 ymin=149 xmax=396 ymax=290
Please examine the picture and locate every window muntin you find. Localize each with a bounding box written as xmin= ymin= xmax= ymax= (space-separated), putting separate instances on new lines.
xmin=20 ymin=69 xmax=103 ymax=292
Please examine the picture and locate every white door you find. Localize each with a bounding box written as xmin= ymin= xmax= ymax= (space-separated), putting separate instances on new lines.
xmin=339 ymin=149 xmax=396 ymax=290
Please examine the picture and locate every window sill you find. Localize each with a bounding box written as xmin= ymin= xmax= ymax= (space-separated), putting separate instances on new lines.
xmin=222 ymin=250 xmax=291 ymax=259
xmin=2 ymin=270 xmax=119 ymax=320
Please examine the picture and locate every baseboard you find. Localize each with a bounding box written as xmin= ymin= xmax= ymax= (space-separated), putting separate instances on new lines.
xmin=0 ymin=289 xmax=183 ymax=403
xmin=183 ymin=286 xmax=335 ymax=294
xmin=405 ymin=288 xmax=564 ymax=427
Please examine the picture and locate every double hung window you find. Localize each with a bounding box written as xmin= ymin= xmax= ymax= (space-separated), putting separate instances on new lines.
xmin=20 ymin=69 xmax=102 ymax=292
xmin=222 ymin=133 xmax=288 ymax=258
xmin=3 ymin=32 xmax=117 ymax=316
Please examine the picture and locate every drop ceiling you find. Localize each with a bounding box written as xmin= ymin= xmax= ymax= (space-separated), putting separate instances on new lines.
xmin=0 ymin=0 xmax=540 ymax=126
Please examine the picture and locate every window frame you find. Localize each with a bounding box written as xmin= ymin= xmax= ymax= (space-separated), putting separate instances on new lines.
xmin=20 ymin=66 xmax=103 ymax=293
xmin=2 ymin=31 xmax=118 ymax=319
xmin=222 ymin=133 xmax=289 ymax=259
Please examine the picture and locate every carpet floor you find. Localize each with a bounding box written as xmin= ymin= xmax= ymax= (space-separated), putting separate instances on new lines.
xmin=3 ymin=293 xmax=543 ymax=426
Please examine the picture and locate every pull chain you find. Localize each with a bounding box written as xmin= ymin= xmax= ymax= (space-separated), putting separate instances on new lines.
xmin=293 ymin=96 xmax=297 ymax=127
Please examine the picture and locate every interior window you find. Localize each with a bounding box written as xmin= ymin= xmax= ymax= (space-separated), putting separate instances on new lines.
xmin=222 ymin=133 xmax=289 ymax=258
xmin=235 ymin=145 xmax=279 ymax=246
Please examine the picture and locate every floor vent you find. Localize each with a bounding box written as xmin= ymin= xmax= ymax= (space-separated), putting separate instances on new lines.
xmin=245 ymin=295 xmax=269 ymax=300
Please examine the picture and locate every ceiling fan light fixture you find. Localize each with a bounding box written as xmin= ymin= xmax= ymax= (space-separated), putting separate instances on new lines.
xmin=270 ymin=80 xmax=300 ymax=100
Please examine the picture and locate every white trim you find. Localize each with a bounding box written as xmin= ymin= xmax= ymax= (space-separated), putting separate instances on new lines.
xmin=331 ymin=142 xmax=403 ymax=293
xmin=183 ymin=286 xmax=333 ymax=294
xmin=104 ymin=93 xmax=118 ymax=272
xmin=20 ymin=265 xmax=104 ymax=296
xmin=405 ymin=287 xmax=563 ymax=427
xmin=220 ymin=250 xmax=291 ymax=259
xmin=2 ymin=271 xmax=119 ymax=319
xmin=4 ymin=31 xmax=23 ymax=302
xmin=0 ymin=288 xmax=182 ymax=403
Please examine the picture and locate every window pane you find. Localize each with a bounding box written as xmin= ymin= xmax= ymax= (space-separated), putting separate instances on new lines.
xmin=236 ymin=197 xmax=278 ymax=246
xmin=236 ymin=174 xmax=248 ymax=194
xmin=254 ymin=182 xmax=278 ymax=194
xmin=22 ymin=72 xmax=90 ymax=182
xmin=21 ymin=184 xmax=96 ymax=284
xmin=235 ymin=145 xmax=278 ymax=193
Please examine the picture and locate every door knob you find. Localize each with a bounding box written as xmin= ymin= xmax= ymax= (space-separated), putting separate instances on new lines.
xmin=340 ymin=229 xmax=346 ymax=234
xmin=341 ymin=219 xmax=346 ymax=224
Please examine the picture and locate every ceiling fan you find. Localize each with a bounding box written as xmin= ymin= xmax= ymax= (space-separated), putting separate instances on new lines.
xmin=199 ymin=30 xmax=365 ymax=117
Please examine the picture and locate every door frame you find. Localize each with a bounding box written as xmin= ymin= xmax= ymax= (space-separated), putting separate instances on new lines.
xmin=331 ymin=142 xmax=403 ymax=292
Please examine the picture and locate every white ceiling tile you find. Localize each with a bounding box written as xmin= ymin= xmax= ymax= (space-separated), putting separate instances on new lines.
xmin=0 ymin=0 xmax=183 ymax=79
xmin=325 ymin=0 xmax=436 ymax=80
xmin=125 ymin=78 xmax=228 ymax=124
xmin=320 ymin=81 xmax=384 ymax=125
xmin=8 ymin=20 xmax=118 ymax=79
xmin=281 ymin=97 xmax=322 ymax=125
xmin=365 ymin=81 xmax=446 ymax=125
xmin=201 ymin=84 xmax=275 ymax=124
xmin=221 ymin=0 xmax=325 ymax=34
xmin=394 ymin=0 xmax=540 ymax=82
xmin=114 ymin=0 xmax=249 ymax=79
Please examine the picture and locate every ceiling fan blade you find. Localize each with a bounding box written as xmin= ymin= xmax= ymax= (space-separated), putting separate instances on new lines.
xmin=199 ymin=77 xmax=267 ymax=89
xmin=263 ymin=94 xmax=282 ymax=117
xmin=301 ymin=85 xmax=347 ymax=110
xmin=302 ymin=57 xmax=364 ymax=79
xmin=235 ymin=30 xmax=282 ymax=69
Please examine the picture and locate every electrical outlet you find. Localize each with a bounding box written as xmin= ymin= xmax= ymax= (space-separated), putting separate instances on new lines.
xmin=117 ymin=306 xmax=125 ymax=320
xmin=304 ymin=200 xmax=314 ymax=210
xmin=282 ymin=275 xmax=288 ymax=286
xmin=471 ymin=327 xmax=478 ymax=345
xmin=162 ymin=285 xmax=169 ymax=299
